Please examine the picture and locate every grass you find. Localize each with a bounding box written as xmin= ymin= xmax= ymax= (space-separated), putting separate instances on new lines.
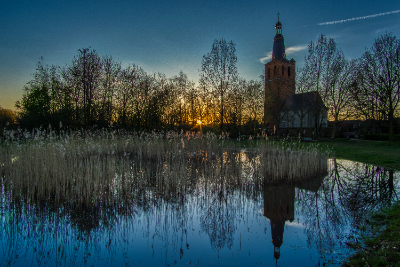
xmin=343 ymin=202 xmax=400 ymax=267
xmin=321 ymin=138 xmax=400 ymax=170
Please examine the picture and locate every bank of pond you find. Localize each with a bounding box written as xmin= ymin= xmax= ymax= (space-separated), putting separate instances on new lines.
xmin=0 ymin=130 xmax=398 ymax=266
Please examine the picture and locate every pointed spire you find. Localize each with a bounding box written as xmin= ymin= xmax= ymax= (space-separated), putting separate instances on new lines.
xmin=275 ymin=12 xmax=282 ymax=34
xmin=272 ymin=13 xmax=285 ymax=60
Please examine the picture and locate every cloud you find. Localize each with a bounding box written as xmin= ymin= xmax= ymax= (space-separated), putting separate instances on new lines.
xmin=259 ymin=45 xmax=308 ymax=64
xmin=318 ymin=10 xmax=400 ymax=26
xmin=259 ymin=52 xmax=272 ymax=64
xmin=286 ymin=45 xmax=308 ymax=55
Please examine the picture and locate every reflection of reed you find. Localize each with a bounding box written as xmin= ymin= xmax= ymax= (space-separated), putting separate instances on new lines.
xmin=0 ymin=130 xmax=328 ymax=208
xmin=259 ymin=144 xmax=328 ymax=183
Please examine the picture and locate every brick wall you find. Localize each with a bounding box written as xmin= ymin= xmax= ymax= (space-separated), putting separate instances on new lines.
xmin=264 ymin=59 xmax=296 ymax=126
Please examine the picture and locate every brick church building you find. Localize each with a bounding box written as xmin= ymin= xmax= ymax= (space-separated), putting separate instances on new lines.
xmin=264 ymin=15 xmax=327 ymax=134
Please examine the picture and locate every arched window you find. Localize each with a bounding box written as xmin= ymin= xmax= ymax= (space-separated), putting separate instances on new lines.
xmin=288 ymin=67 xmax=291 ymax=77
xmin=268 ymin=68 xmax=270 ymax=79
xmin=274 ymin=66 xmax=276 ymax=76
xmin=282 ymin=65 xmax=284 ymax=76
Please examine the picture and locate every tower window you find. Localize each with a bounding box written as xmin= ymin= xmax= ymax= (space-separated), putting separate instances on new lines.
xmin=274 ymin=66 xmax=276 ymax=76
xmin=268 ymin=68 xmax=270 ymax=79
xmin=282 ymin=65 xmax=284 ymax=76
xmin=288 ymin=67 xmax=291 ymax=77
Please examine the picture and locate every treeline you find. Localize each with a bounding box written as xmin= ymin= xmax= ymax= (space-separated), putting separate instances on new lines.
xmin=9 ymin=33 xmax=400 ymax=140
xmin=15 ymin=45 xmax=264 ymax=136
xmin=296 ymin=33 xmax=400 ymax=140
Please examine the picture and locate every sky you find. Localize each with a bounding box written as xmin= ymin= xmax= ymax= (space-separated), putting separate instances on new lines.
xmin=1 ymin=0 xmax=400 ymax=110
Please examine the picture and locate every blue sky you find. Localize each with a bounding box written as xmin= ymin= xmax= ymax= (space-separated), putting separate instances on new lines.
xmin=1 ymin=0 xmax=400 ymax=110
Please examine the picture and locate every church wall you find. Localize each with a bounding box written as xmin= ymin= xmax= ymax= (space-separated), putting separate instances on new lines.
xmin=279 ymin=110 xmax=328 ymax=129
xmin=264 ymin=59 xmax=296 ymax=125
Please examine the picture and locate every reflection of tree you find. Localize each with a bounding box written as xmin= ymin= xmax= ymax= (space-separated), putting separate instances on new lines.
xmin=296 ymin=179 xmax=342 ymax=254
xmin=296 ymin=159 xmax=398 ymax=256
xmin=199 ymin=154 xmax=240 ymax=251
xmin=200 ymin=190 xmax=236 ymax=251
xmin=329 ymin=159 xmax=397 ymax=225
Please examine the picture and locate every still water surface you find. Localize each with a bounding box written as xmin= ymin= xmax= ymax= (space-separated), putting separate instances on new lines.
xmin=1 ymin=158 xmax=398 ymax=266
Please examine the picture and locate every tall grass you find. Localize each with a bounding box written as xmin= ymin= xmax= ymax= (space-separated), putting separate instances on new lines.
xmin=0 ymin=128 xmax=329 ymax=208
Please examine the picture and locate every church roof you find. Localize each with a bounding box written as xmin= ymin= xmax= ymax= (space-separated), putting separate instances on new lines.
xmin=281 ymin=91 xmax=327 ymax=112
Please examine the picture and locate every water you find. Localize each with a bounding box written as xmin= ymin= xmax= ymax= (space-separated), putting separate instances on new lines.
xmin=0 ymin=158 xmax=398 ymax=266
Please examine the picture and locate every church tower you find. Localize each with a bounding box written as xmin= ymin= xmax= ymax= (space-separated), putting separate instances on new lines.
xmin=264 ymin=14 xmax=296 ymax=126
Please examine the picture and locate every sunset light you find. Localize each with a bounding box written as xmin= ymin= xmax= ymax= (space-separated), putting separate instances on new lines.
xmin=1 ymin=0 xmax=400 ymax=264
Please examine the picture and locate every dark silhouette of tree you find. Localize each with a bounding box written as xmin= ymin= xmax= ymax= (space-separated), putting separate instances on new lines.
xmin=200 ymin=38 xmax=238 ymax=130
xmin=225 ymin=78 xmax=245 ymax=135
xmin=117 ymin=64 xmax=143 ymax=127
xmin=66 ymin=48 xmax=102 ymax=127
xmin=357 ymin=33 xmax=400 ymax=141
xmin=302 ymin=35 xmax=333 ymax=139
xmin=16 ymin=58 xmax=52 ymax=128
xmin=323 ymin=53 xmax=357 ymax=138
xmin=99 ymin=56 xmax=121 ymax=127
xmin=244 ymin=78 xmax=264 ymax=129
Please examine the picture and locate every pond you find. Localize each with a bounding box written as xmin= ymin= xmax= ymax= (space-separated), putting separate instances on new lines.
xmin=1 ymin=153 xmax=398 ymax=266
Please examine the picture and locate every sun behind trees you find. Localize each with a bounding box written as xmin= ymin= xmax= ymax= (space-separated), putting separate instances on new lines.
xmin=14 ymin=46 xmax=264 ymax=135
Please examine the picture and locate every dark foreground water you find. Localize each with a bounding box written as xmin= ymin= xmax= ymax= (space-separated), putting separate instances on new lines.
xmin=1 ymin=158 xmax=398 ymax=267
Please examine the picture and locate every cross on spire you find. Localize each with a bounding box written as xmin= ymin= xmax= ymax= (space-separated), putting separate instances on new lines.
xmin=277 ymin=12 xmax=280 ymax=21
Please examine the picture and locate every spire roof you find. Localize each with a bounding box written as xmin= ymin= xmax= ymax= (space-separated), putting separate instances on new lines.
xmin=272 ymin=13 xmax=285 ymax=60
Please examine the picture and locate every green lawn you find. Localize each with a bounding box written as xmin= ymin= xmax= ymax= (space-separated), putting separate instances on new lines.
xmin=343 ymin=202 xmax=400 ymax=267
xmin=321 ymin=139 xmax=400 ymax=170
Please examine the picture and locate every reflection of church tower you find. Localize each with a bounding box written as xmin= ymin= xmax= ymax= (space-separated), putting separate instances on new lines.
xmin=264 ymin=14 xmax=296 ymax=126
xmin=263 ymin=185 xmax=295 ymax=260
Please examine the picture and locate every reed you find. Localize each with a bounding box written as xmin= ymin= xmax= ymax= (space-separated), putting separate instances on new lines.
xmin=0 ymin=128 xmax=329 ymax=208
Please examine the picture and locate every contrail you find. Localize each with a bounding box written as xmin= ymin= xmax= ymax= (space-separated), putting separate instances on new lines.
xmin=318 ymin=10 xmax=400 ymax=25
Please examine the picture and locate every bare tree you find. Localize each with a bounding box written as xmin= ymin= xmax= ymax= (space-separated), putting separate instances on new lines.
xmin=66 ymin=48 xmax=102 ymax=127
xmin=171 ymin=71 xmax=190 ymax=127
xmin=302 ymin=35 xmax=333 ymax=138
xmin=100 ymin=56 xmax=121 ymax=125
xmin=117 ymin=64 xmax=143 ymax=127
xmin=243 ymin=79 xmax=263 ymax=134
xmin=302 ymin=35 xmax=358 ymax=139
xmin=197 ymin=79 xmax=214 ymax=125
xmin=324 ymin=54 xmax=357 ymax=138
xmin=226 ymin=78 xmax=245 ymax=127
xmin=200 ymin=38 xmax=238 ymax=130
xmin=184 ymin=79 xmax=198 ymax=128
xmin=358 ymin=33 xmax=400 ymax=141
